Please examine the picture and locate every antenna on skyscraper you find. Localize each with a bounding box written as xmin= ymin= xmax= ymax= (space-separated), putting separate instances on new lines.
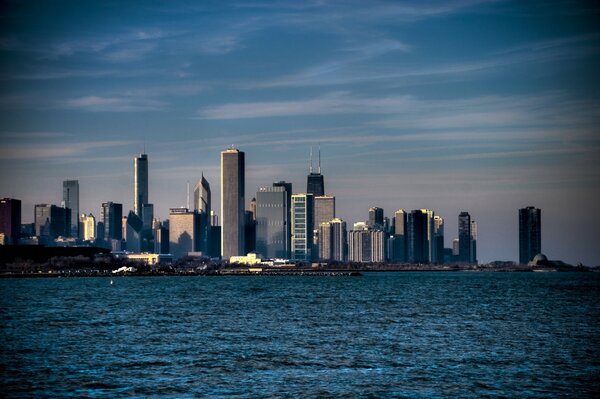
xmin=186 ymin=181 xmax=190 ymax=210
xmin=318 ymin=144 xmax=321 ymax=174
xmin=309 ymin=146 xmax=313 ymax=173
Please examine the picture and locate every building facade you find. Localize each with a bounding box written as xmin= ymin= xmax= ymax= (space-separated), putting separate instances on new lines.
xmin=291 ymin=193 xmax=313 ymax=261
xmin=0 ymin=198 xmax=21 ymax=244
xmin=256 ymin=186 xmax=288 ymax=259
xmin=62 ymin=180 xmax=79 ymax=237
xmin=35 ymin=204 xmax=70 ymax=239
xmin=519 ymin=206 xmax=541 ymax=264
xmin=134 ymin=153 xmax=148 ymax=218
xmin=169 ymin=208 xmax=202 ymax=260
xmin=101 ymin=202 xmax=123 ymax=241
xmin=458 ymin=211 xmax=471 ymax=263
xmin=221 ymin=147 xmax=245 ymax=258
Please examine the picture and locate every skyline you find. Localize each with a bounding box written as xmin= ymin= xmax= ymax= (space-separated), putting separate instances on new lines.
xmin=1 ymin=1 xmax=599 ymax=264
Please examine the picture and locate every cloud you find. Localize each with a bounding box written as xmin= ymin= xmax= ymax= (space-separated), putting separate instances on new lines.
xmin=0 ymin=140 xmax=133 ymax=160
xmin=61 ymin=96 xmax=166 ymax=112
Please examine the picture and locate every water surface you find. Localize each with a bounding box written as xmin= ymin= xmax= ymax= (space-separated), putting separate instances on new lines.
xmin=1 ymin=272 xmax=599 ymax=398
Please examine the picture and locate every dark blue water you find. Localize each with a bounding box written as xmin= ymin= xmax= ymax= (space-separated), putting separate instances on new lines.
xmin=1 ymin=272 xmax=599 ymax=398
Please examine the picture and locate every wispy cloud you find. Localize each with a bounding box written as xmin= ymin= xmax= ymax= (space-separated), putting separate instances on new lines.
xmin=0 ymin=140 xmax=133 ymax=160
xmin=60 ymin=96 xmax=167 ymax=112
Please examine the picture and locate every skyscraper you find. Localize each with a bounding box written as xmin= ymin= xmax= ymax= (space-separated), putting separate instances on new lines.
xmin=291 ymin=193 xmax=313 ymax=261
xmin=221 ymin=147 xmax=245 ymax=258
xmin=134 ymin=153 xmax=148 ymax=218
xmin=0 ymin=198 xmax=21 ymax=244
xmin=318 ymin=222 xmax=332 ymax=260
xmin=82 ymin=213 xmax=96 ymax=241
xmin=256 ymin=186 xmax=288 ymax=259
xmin=330 ymin=218 xmax=347 ymax=262
xmin=368 ymin=207 xmax=384 ymax=229
xmin=433 ymin=215 xmax=444 ymax=264
xmin=393 ymin=209 xmax=407 ymax=262
xmin=62 ymin=180 xmax=79 ymax=237
xmin=35 ymin=204 xmax=70 ymax=239
xmin=348 ymin=227 xmax=385 ymax=263
xmin=314 ymin=196 xmax=335 ymax=229
xmin=101 ymin=202 xmax=123 ymax=241
xmin=307 ymin=147 xmax=324 ymax=196
xmin=470 ymin=220 xmax=478 ymax=264
xmin=193 ymin=174 xmax=211 ymax=253
xmin=169 ymin=208 xmax=202 ymax=260
xmin=407 ymin=210 xmax=428 ymax=263
xmin=519 ymin=206 xmax=541 ymax=264
xmin=421 ymin=209 xmax=435 ymax=262
xmin=458 ymin=212 xmax=471 ymax=263
xmin=126 ymin=210 xmax=143 ymax=253
xmin=273 ymin=181 xmax=292 ymax=257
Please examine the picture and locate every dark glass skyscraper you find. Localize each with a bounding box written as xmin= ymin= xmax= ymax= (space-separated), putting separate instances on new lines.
xmin=519 ymin=206 xmax=541 ymax=264
xmin=101 ymin=202 xmax=123 ymax=241
xmin=458 ymin=211 xmax=471 ymax=263
xmin=134 ymin=153 xmax=148 ymax=218
xmin=221 ymin=147 xmax=245 ymax=259
xmin=62 ymin=180 xmax=79 ymax=237
xmin=407 ymin=210 xmax=427 ymax=263
xmin=306 ymin=147 xmax=324 ymax=196
xmin=256 ymin=186 xmax=288 ymax=259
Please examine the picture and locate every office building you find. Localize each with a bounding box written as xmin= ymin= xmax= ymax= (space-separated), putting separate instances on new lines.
xmin=318 ymin=222 xmax=332 ymax=260
xmin=433 ymin=215 xmax=444 ymax=264
xmin=458 ymin=212 xmax=471 ymax=263
xmin=101 ymin=202 xmax=123 ymax=241
xmin=392 ymin=209 xmax=407 ymax=262
xmin=256 ymin=186 xmax=288 ymax=259
xmin=62 ymin=180 xmax=79 ymax=237
xmin=154 ymin=220 xmax=170 ymax=254
xmin=193 ymin=174 xmax=211 ymax=253
xmin=307 ymin=147 xmax=324 ymax=196
xmin=273 ymin=181 xmax=292 ymax=257
xmin=407 ymin=210 xmax=428 ymax=263
xmin=126 ymin=211 xmax=143 ymax=253
xmin=0 ymin=198 xmax=21 ymax=244
xmin=82 ymin=213 xmax=96 ymax=241
xmin=34 ymin=204 xmax=70 ymax=239
xmin=244 ymin=210 xmax=256 ymax=255
xmin=221 ymin=147 xmax=245 ymax=258
xmin=421 ymin=209 xmax=435 ymax=262
xmin=169 ymin=208 xmax=202 ymax=260
xmin=330 ymin=218 xmax=347 ymax=262
xmin=519 ymin=206 xmax=541 ymax=264
xmin=291 ymin=193 xmax=314 ymax=261
xmin=314 ymin=196 xmax=335 ymax=229
xmin=134 ymin=153 xmax=149 ymax=218
xmin=348 ymin=226 xmax=384 ymax=263
xmin=368 ymin=207 xmax=384 ymax=229
xmin=249 ymin=197 xmax=256 ymax=221
xmin=470 ymin=220 xmax=478 ymax=264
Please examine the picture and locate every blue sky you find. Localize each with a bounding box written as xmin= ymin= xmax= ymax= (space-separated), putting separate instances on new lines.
xmin=1 ymin=0 xmax=599 ymax=264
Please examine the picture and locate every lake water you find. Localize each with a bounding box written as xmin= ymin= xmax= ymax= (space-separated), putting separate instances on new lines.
xmin=1 ymin=272 xmax=599 ymax=398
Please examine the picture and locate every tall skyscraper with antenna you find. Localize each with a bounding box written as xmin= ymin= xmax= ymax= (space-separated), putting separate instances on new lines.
xmin=307 ymin=146 xmax=325 ymax=196
xmin=134 ymin=153 xmax=148 ymax=218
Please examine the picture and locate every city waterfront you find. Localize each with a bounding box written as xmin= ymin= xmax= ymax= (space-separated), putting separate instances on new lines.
xmin=1 ymin=272 xmax=599 ymax=398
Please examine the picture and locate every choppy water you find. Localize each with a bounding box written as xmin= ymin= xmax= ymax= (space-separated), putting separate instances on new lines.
xmin=1 ymin=272 xmax=599 ymax=398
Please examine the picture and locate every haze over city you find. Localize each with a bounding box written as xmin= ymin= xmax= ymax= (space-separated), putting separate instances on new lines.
xmin=1 ymin=1 xmax=599 ymax=265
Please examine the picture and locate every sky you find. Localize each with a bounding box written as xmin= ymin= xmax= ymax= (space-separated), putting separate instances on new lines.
xmin=1 ymin=0 xmax=599 ymax=265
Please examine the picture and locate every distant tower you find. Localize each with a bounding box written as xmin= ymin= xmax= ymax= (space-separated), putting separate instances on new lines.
xmin=307 ymin=147 xmax=325 ymax=196
xmin=470 ymin=220 xmax=478 ymax=264
xmin=169 ymin=207 xmax=201 ymax=260
xmin=272 ymin=181 xmax=293 ymax=258
xmin=330 ymin=218 xmax=347 ymax=262
xmin=314 ymin=196 xmax=335 ymax=230
xmin=519 ymin=206 xmax=541 ymax=264
xmin=433 ymin=215 xmax=444 ymax=264
xmin=82 ymin=213 xmax=96 ymax=241
xmin=221 ymin=147 xmax=245 ymax=259
xmin=134 ymin=153 xmax=149 ymax=218
xmin=62 ymin=180 xmax=79 ymax=237
xmin=458 ymin=212 xmax=471 ymax=263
